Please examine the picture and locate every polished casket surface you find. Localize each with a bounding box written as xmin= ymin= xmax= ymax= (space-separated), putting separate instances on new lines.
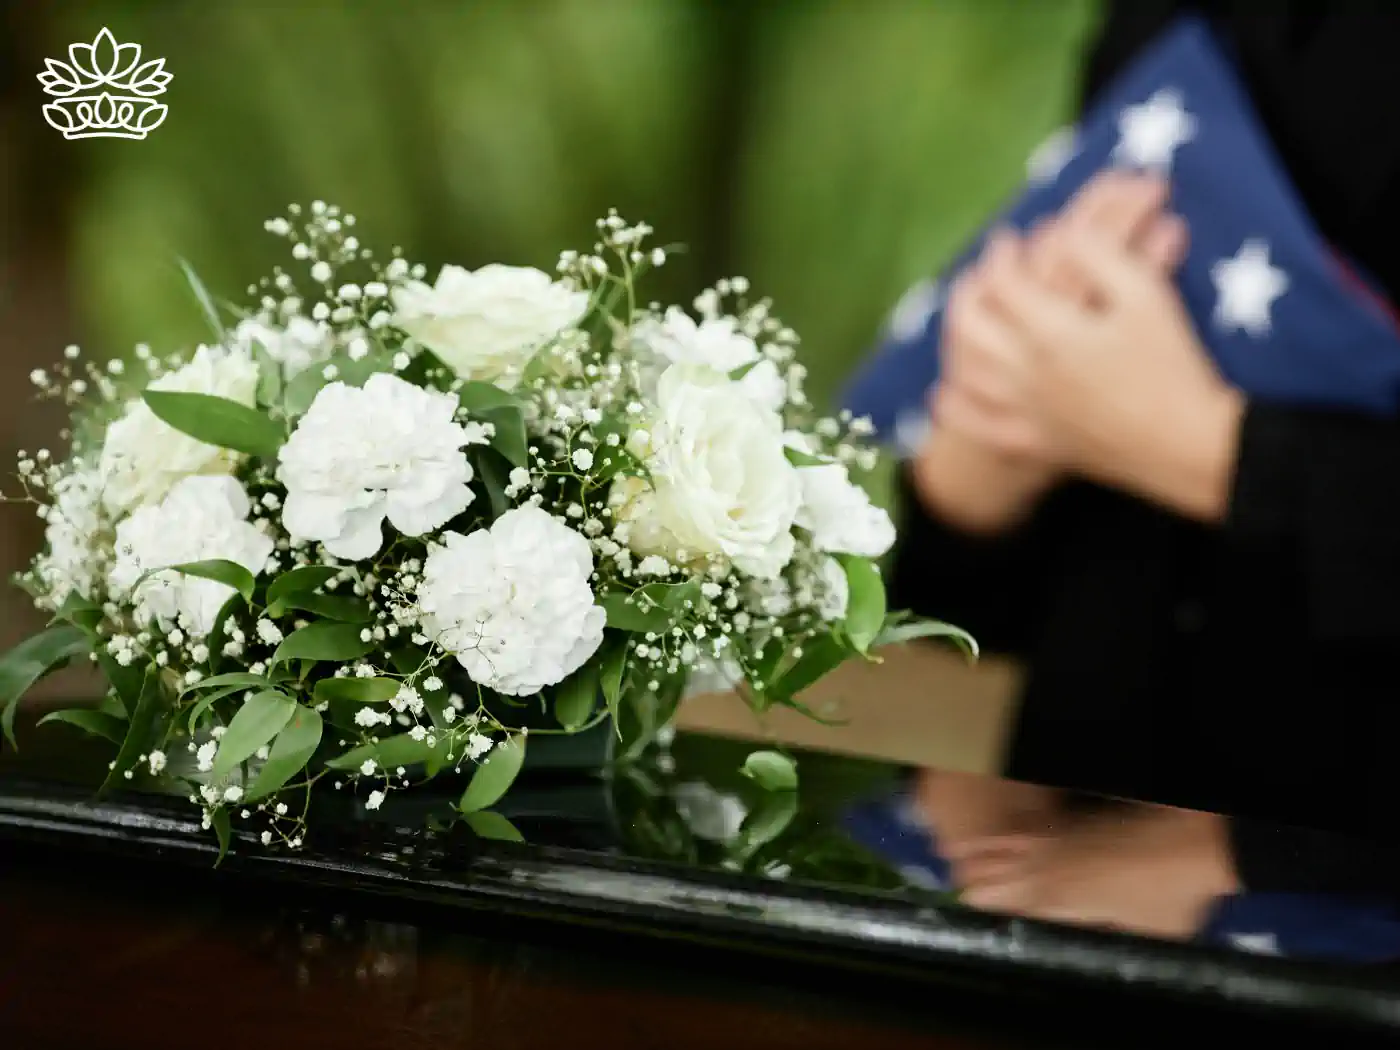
xmin=6 ymin=651 xmax=1400 ymax=1048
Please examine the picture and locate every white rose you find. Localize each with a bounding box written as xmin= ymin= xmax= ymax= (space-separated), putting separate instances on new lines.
xmin=612 ymin=364 xmax=800 ymax=580
xmin=794 ymin=462 xmax=896 ymax=558
xmin=636 ymin=306 xmax=760 ymax=373
xmin=109 ymin=475 xmax=274 ymax=639
xmin=417 ymin=506 xmax=605 ymax=696
xmin=99 ymin=347 xmax=260 ymax=516
xmin=391 ymin=264 xmax=589 ymax=388
xmin=737 ymin=358 xmax=787 ymax=415
xmin=277 ymin=373 xmax=482 ymax=561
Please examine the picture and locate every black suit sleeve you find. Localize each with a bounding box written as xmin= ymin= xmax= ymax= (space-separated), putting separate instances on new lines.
xmin=1225 ymin=403 xmax=1400 ymax=892
xmin=1227 ymin=402 xmax=1400 ymax=639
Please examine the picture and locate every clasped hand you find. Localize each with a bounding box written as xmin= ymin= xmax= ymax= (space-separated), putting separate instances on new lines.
xmin=914 ymin=171 xmax=1245 ymax=529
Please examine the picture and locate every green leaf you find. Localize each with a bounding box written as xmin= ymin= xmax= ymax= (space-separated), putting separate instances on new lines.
xmin=246 ymin=707 xmax=323 ymax=801
xmin=600 ymin=636 xmax=627 ymax=729
xmin=601 ymin=581 xmax=701 ymax=634
xmin=783 ymin=446 xmax=830 ymax=468
xmin=204 ymin=592 xmax=246 ymax=674
xmin=326 ymin=730 xmax=446 ymax=772
xmin=179 ymin=257 xmax=227 ymax=340
xmin=275 ymin=593 xmax=372 ymax=623
xmin=182 ymin=671 xmax=276 ymax=696
xmin=251 ymin=341 xmax=283 ymax=408
xmin=283 ymin=366 xmax=331 ymax=417
xmin=740 ymin=749 xmax=799 ymax=792
xmin=458 ymin=734 xmax=526 ymax=813
xmin=271 ymin=622 xmax=374 ymax=667
xmin=148 ymin=560 xmax=256 ymax=604
xmin=266 ymin=565 xmax=339 ymax=605
xmin=477 ymin=449 xmax=513 ymax=518
xmin=464 ymin=810 xmax=524 ymax=843
xmin=839 ymin=555 xmax=886 ymax=654
xmin=93 ymin=644 xmax=151 ymax=721
xmin=478 ymin=405 xmax=529 ymax=469
xmin=313 ymin=677 xmax=400 ymax=706
xmin=734 ymin=789 xmax=799 ymax=858
xmin=143 ymin=390 xmax=284 ymax=459
xmin=211 ymin=806 xmax=232 ymax=866
xmin=99 ymin=668 xmax=165 ymax=794
xmin=185 ymin=683 xmax=259 ymax=734
xmin=873 ymin=619 xmax=979 ymax=658
xmin=211 ymin=690 xmax=297 ymax=780
xmin=48 ymin=593 xmax=103 ymax=634
xmin=554 ymin=664 xmax=598 ymax=731
xmin=0 ymin=626 xmax=91 ymax=748
xmin=454 ymin=381 xmax=522 ymax=413
xmin=38 ymin=708 xmax=127 ymax=745
xmin=772 ymin=635 xmax=849 ymax=700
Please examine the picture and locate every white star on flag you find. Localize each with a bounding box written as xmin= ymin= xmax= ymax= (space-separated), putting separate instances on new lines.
xmin=1211 ymin=239 xmax=1289 ymax=338
xmin=1026 ymin=125 xmax=1079 ymax=184
xmin=885 ymin=279 xmax=943 ymax=342
xmin=1113 ymin=88 xmax=1197 ymax=170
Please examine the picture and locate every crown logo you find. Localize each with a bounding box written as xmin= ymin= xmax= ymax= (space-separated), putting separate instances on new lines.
xmin=37 ymin=27 xmax=171 ymax=140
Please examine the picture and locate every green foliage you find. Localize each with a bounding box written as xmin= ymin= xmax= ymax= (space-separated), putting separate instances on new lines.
xmin=211 ymin=690 xmax=296 ymax=779
xmin=0 ymin=626 xmax=92 ymax=747
xmin=458 ymin=733 xmax=527 ymax=813
xmin=270 ymin=622 xmax=375 ymax=667
xmin=246 ymin=707 xmax=323 ymax=801
xmin=142 ymin=391 xmax=285 ymax=459
xmin=838 ymin=555 xmax=886 ymax=654
xmin=740 ymin=749 xmax=799 ymax=792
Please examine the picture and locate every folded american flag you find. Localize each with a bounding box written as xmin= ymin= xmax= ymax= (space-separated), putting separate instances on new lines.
xmin=843 ymin=15 xmax=1400 ymax=459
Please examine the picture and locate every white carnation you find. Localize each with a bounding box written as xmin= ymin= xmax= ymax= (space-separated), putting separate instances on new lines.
xmin=417 ymin=506 xmax=605 ymax=696
xmin=794 ymin=463 xmax=896 ymax=558
xmin=109 ymin=475 xmax=274 ymax=639
xmin=612 ymin=364 xmax=800 ymax=580
xmin=636 ymin=307 xmax=760 ymax=373
xmin=391 ymin=264 xmax=588 ymax=388
xmin=277 ymin=373 xmax=480 ymax=561
xmin=34 ymin=465 xmax=105 ymax=608
xmin=233 ymin=316 xmax=334 ymax=377
xmin=99 ymin=346 xmax=260 ymax=515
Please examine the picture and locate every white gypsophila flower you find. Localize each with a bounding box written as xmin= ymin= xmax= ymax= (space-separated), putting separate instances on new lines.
xmin=232 ymin=316 xmax=334 ymax=378
xmin=635 ymin=307 xmax=760 ymax=373
xmin=34 ymin=465 xmax=105 ymax=608
xmin=277 ymin=373 xmax=481 ymax=561
xmin=611 ymin=364 xmax=800 ymax=580
xmin=815 ymin=555 xmax=850 ymax=621
xmin=109 ymin=475 xmax=274 ymax=639
xmin=793 ymin=463 xmax=896 ymax=558
xmin=99 ymin=346 xmax=260 ymax=515
xmin=417 ymin=505 xmax=605 ymax=696
xmin=390 ymin=264 xmax=589 ymax=389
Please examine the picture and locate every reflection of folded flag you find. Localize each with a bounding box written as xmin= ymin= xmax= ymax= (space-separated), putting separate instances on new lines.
xmin=844 ymin=789 xmax=1400 ymax=964
xmin=1202 ymin=893 xmax=1400 ymax=964
xmin=840 ymin=790 xmax=951 ymax=891
xmin=843 ymin=14 xmax=1400 ymax=459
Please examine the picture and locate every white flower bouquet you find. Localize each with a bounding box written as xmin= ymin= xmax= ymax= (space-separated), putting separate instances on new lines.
xmin=0 ymin=204 xmax=971 ymax=855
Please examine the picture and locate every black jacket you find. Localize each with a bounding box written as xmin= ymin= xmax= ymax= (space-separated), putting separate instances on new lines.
xmin=889 ymin=2 xmax=1400 ymax=894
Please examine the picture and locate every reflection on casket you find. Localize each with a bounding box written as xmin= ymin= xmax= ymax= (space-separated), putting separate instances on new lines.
xmin=6 ymin=650 xmax=1400 ymax=1046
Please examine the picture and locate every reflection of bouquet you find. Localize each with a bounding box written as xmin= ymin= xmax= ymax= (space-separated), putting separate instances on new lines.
xmin=0 ymin=204 xmax=969 ymax=855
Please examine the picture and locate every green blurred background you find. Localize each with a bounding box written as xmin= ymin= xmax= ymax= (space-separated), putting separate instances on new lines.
xmin=1 ymin=0 xmax=1099 ymax=649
